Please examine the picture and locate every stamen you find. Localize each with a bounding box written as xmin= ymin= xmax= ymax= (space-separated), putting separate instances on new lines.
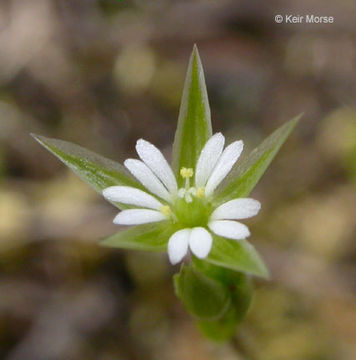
xmin=196 ymin=187 xmax=205 ymax=198
xmin=180 ymin=167 xmax=194 ymax=191
xmin=160 ymin=205 xmax=172 ymax=217
xmin=177 ymin=189 xmax=186 ymax=198
xmin=180 ymin=167 xmax=194 ymax=179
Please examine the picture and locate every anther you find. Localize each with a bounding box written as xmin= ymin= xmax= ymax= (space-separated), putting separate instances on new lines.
xmin=196 ymin=187 xmax=205 ymax=198
xmin=180 ymin=167 xmax=194 ymax=179
xmin=160 ymin=205 xmax=171 ymax=217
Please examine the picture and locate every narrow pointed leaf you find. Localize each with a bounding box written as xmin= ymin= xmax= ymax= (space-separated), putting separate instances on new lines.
xmin=172 ymin=45 xmax=212 ymax=184
xmin=214 ymin=115 xmax=301 ymax=205
xmin=100 ymin=222 xmax=178 ymax=251
xmin=206 ymin=235 xmax=270 ymax=279
xmin=32 ymin=134 xmax=142 ymax=209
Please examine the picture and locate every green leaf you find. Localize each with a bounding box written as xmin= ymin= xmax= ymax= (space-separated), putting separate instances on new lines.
xmin=231 ymin=273 xmax=253 ymax=322
xmin=197 ymin=305 xmax=239 ymax=342
xmin=174 ymin=264 xmax=231 ymax=320
xmin=193 ymin=260 xmax=253 ymax=321
xmin=193 ymin=258 xmax=249 ymax=286
xmin=100 ymin=222 xmax=178 ymax=251
xmin=172 ymin=45 xmax=212 ymax=185
xmin=32 ymin=134 xmax=142 ymax=209
xmin=206 ymin=235 xmax=270 ymax=279
xmin=193 ymin=262 xmax=253 ymax=341
xmin=214 ymin=115 xmax=301 ymax=205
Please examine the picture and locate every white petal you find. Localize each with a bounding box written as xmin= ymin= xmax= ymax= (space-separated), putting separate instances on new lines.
xmin=103 ymin=186 xmax=163 ymax=210
xmin=113 ymin=209 xmax=167 ymax=225
xmin=210 ymin=198 xmax=261 ymax=220
xmin=205 ymin=140 xmax=243 ymax=197
xmin=208 ymin=220 xmax=250 ymax=240
xmin=124 ymin=159 xmax=171 ymax=202
xmin=195 ymin=133 xmax=225 ymax=187
xmin=136 ymin=139 xmax=177 ymax=194
xmin=168 ymin=229 xmax=191 ymax=265
xmin=189 ymin=227 xmax=213 ymax=259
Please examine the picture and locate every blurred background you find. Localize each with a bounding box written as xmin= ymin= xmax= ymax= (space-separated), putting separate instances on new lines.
xmin=0 ymin=0 xmax=355 ymax=359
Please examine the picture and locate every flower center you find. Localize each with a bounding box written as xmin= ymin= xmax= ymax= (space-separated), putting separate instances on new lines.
xmin=173 ymin=167 xmax=212 ymax=227
xmin=177 ymin=167 xmax=206 ymax=203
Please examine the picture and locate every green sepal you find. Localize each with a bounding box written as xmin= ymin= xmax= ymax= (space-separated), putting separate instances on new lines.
xmin=172 ymin=45 xmax=212 ymax=185
xmin=100 ymin=222 xmax=178 ymax=251
xmin=173 ymin=264 xmax=231 ymax=321
xmin=214 ymin=115 xmax=301 ymax=205
xmin=205 ymin=235 xmax=270 ymax=279
xmin=32 ymin=134 xmax=142 ymax=209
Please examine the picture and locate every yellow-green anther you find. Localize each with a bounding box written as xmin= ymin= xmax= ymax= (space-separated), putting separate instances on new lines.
xmin=196 ymin=187 xmax=205 ymax=198
xmin=180 ymin=167 xmax=194 ymax=190
xmin=160 ymin=205 xmax=172 ymax=217
xmin=180 ymin=167 xmax=194 ymax=179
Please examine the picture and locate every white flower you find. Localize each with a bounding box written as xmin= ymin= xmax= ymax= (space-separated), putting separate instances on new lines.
xmin=102 ymin=133 xmax=261 ymax=265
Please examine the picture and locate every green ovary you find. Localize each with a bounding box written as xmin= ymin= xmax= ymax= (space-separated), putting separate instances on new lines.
xmin=173 ymin=196 xmax=212 ymax=228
